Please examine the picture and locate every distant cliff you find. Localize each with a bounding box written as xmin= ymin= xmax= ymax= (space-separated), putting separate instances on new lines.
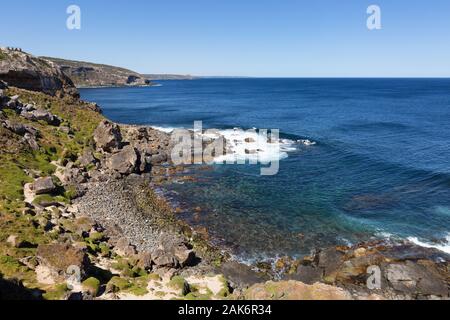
xmin=42 ymin=57 xmax=152 ymax=88
xmin=143 ymin=74 xmax=196 ymax=80
xmin=0 ymin=47 xmax=79 ymax=98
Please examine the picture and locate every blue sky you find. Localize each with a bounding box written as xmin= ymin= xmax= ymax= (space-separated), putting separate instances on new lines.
xmin=1 ymin=0 xmax=450 ymax=77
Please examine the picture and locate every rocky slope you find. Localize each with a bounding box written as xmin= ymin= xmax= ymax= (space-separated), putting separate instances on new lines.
xmin=42 ymin=57 xmax=152 ymax=88
xmin=0 ymin=83 xmax=229 ymax=300
xmin=0 ymin=48 xmax=79 ymax=98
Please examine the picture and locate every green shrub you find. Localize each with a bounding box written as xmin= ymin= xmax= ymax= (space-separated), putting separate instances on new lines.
xmin=82 ymin=277 xmax=101 ymax=296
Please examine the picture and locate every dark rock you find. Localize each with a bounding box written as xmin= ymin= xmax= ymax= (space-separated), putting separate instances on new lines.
xmin=5 ymin=99 xmax=17 ymax=110
xmin=288 ymin=265 xmax=323 ymax=285
xmin=220 ymin=260 xmax=270 ymax=289
xmin=31 ymin=177 xmax=56 ymax=195
xmin=94 ymin=120 xmax=122 ymax=152
xmin=23 ymin=103 xmax=35 ymax=112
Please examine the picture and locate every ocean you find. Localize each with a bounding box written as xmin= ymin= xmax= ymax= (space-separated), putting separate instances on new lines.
xmin=80 ymin=78 xmax=450 ymax=262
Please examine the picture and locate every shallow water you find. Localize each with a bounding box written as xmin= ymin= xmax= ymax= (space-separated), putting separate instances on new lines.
xmin=80 ymin=78 xmax=450 ymax=261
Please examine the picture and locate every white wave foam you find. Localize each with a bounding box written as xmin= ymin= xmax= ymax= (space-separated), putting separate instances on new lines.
xmin=408 ymin=233 xmax=450 ymax=254
xmin=298 ymin=139 xmax=317 ymax=146
xmin=151 ymin=126 xmax=176 ymax=133
xmin=206 ymin=128 xmax=299 ymax=164
xmin=152 ymin=125 xmax=316 ymax=163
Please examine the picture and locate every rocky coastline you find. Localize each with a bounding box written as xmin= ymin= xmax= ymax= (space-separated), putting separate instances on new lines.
xmin=0 ymin=50 xmax=449 ymax=300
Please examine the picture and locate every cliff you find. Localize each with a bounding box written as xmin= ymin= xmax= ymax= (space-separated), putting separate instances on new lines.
xmin=0 ymin=48 xmax=79 ymax=98
xmin=42 ymin=57 xmax=152 ymax=88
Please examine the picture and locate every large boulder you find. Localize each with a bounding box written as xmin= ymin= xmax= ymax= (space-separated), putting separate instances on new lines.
xmin=136 ymin=252 xmax=153 ymax=270
xmin=152 ymin=249 xmax=179 ymax=268
xmin=173 ymin=244 xmax=196 ymax=267
xmin=30 ymin=177 xmax=56 ymax=195
xmin=36 ymin=243 xmax=89 ymax=277
xmin=245 ymin=281 xmax=352 ymax=300
xmin=112 ymin=238 xmax=137 ymax=257
xmin=106 ymin=145 xmax=139 ymax=175
xmin=94 ymin=120 xmax=122 ymax=152
xmin=384 ymin=261 xmax=448 ymax=296
xmin=0 ymin=48 xmax=79 ymax=98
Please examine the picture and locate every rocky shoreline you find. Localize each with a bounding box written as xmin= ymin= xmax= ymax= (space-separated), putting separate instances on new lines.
xmin=0 ymin=49 xmax=449 ymax=300
xmin=69 ymin=111 xmax=450 ymax=300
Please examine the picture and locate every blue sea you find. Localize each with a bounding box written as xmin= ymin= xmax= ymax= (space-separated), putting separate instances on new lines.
xmin=80 ymin=78 xmax=450 ymax=262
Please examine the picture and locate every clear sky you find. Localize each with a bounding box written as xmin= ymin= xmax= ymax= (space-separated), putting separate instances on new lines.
xmin=1 ymin=0 xmax=450 ymax=77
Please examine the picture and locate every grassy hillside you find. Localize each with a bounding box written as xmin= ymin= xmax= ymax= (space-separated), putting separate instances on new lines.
xmin=0 ymin=88 xmax=104 ymax=296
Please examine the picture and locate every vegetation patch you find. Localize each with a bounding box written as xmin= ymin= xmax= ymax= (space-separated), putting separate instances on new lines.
xmin=82 ymin=277 xmax=101 ymax=296
xmin=43 ymin=283 xmax=69 ymax=300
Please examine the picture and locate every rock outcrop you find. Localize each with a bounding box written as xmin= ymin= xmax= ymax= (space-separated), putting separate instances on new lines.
xmin=42 ymin=56 xmax=152 ymax=88
xmin=0 ymin=48 xmax=79 ymax=98
xmin=245 ymin=281 xmax=352 ymax=300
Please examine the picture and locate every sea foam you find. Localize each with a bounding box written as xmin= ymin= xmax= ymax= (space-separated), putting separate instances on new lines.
xmin=407 ymin=233 xmax=450 ymax=254
xmin=153 ymin=126 xmax=316 ymax=163
xmin=204 ymin=128 xmax=300 ymax=164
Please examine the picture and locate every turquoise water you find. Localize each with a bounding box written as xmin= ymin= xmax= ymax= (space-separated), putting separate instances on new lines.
xmin=80 ymin=78 xmax=450 ymax=261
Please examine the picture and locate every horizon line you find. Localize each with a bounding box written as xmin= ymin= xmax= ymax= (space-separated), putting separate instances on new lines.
xmin=162 ymin=76 xmax=450 ymax=79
